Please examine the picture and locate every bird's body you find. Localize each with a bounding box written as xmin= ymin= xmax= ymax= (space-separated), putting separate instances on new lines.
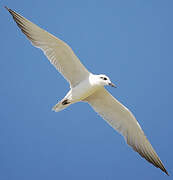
xmin=5 ymin=7 xmax=168 ymax=175
xmin=53 ymin=74 xmax=113 ymax=112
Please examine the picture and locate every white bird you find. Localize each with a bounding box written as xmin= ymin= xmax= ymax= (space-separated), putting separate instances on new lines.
xmin=5 ymin=7 xmax=168 ymax=175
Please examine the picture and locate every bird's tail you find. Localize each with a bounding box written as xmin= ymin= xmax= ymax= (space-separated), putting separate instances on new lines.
xmin=52 ymin=101 xmax=71 ymax=112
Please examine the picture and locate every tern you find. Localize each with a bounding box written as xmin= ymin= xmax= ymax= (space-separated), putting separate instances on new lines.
xmin=5 ymin=7 xmax=168 ymax=175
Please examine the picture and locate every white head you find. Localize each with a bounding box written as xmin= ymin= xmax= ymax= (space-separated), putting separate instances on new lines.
xmin=95 ymin=74 xmax=116 ymax=87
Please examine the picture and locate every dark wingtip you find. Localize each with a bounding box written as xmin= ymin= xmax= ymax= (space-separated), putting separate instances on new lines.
xmin=165 ymin=170 xmax=169 ymax=176
xmin=4 ymin=6 xmax=9 ymax=11
xmin=161 ymin=167 xmax=169 ymax=176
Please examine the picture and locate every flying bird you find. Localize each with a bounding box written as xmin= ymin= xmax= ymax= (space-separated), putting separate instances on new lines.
xmin=5 ymin=7 xmax=168 ymax=175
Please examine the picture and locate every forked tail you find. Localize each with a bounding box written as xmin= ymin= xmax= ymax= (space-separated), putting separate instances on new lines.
xmin=52 ymin=100 xmax=71 ymax=112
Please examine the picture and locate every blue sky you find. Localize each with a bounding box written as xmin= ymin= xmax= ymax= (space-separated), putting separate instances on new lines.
xmin=1 ymin=0 xmax=173 ymax=179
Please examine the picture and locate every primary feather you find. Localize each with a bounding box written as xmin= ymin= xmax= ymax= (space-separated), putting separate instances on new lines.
xmin=5 ymin=7 xmax=168 ymax=175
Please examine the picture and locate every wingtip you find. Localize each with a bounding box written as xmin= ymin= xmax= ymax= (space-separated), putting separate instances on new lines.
xmin=4 ymin=6 xmax=9 ymax=11
xmin=164 ymin=169 xmax=169 ymax=176
xmin=160 ymin=165 xmax=169 ymax=176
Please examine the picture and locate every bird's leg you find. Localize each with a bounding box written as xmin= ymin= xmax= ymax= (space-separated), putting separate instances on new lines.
xmin=62 ymin=99 xmax=70 ymax=105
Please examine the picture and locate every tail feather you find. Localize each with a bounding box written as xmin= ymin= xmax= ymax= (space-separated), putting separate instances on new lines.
xmin=52 ymin=101 xmax=70 ymax=112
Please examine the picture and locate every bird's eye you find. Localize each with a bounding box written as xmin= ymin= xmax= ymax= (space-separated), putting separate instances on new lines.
xmin=100 ymin=77 xmax=107 ymax=80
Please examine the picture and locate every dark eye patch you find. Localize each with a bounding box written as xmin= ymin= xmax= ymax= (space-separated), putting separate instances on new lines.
xmin=100 ymin=77 xmax=107 ymax=80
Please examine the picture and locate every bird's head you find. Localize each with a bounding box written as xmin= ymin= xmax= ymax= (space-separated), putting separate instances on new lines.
xmin=96 ymin=74 xmax=116 ymax=88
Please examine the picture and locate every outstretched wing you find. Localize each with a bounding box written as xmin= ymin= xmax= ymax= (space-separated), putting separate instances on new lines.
xmin=6 ymin=7 xmax=90 ymax=87
xmin=85 ymin=87 xmax=168 ymax=175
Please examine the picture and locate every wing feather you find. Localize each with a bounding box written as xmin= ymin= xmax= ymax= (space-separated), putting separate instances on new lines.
xmin=85 ymin=87 xmax=168 ymax=175
xmin=6 ymin=7 xmax=90 ymax=87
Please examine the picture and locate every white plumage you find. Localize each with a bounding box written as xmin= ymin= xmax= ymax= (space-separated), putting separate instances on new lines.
xmin=5 ymin=7 xmax=168 ymax=175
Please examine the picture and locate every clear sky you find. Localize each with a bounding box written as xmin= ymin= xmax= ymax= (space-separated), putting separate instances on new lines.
xmin=1 ymin=0 xmax=172 ymax=179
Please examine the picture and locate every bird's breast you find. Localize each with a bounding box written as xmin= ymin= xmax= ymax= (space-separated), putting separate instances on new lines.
xmin=70 ymin=78 xmax=100 ymax=102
